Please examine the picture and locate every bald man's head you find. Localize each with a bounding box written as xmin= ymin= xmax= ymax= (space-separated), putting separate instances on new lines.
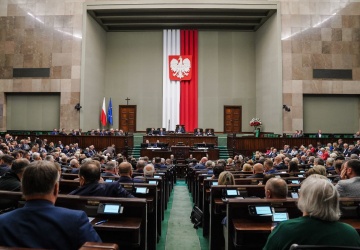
xmin=119 ymin=162 xmax=132 ymax=176
xmin=265 ymin=178 xmax=288 ymax=199
xmin=253 ymin=163 xmax=264 ymax=174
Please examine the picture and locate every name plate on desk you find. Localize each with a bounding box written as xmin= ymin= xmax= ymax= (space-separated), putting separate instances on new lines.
xmin=147 ymin=147 xmax=161 ymax=150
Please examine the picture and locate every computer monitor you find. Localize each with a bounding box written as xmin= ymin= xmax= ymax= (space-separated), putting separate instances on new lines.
xmin=141 ymin=143 xmax=149 ymax=148
xmin=152 ymin=130 xmax=159 ymax=135
xmin=195 ymin=143 xmax=206 ymax=148
xmin=206 ymin=143 xmax=215 ymax=149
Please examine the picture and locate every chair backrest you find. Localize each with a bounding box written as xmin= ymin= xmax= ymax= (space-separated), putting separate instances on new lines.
xmin=194 ymin=128 xmax=203 ymax=133
xmin=290 ymin=244 xmax=360 ymax=250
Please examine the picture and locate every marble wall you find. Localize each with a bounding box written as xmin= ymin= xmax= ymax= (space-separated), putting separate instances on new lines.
xmin=280 ymin=1 xmax=360 ymax=132
xmin=0 ymin=0 xmax=359 ymax=132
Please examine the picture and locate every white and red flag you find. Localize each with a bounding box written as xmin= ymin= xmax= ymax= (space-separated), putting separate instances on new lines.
xmin=163 ymin=30 xmax=198 ymax=132
xmin=100 ymin=97 xmax=107 ymax=126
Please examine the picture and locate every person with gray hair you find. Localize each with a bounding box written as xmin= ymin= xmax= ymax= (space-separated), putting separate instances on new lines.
xmin=101 ymin=161 xmax=118 ymax=177
xmin=0 ymin=160 xmax=102 ymax=249
xmin=144 ymin=164 xmax=155 ymax=177
xmin=263 ymin=175 xmax=360 ymax=249
xmin=32 ymin=152 xmax=41 ymax=161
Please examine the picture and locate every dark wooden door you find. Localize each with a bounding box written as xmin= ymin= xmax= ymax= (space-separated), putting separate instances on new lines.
xmin=119 ymin=105 xmax=136 ymax=132
xmin=224 ymin=106 xmax=242 ymax=133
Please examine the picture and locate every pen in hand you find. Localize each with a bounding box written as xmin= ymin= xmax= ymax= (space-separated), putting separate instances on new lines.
xmin=95 ymin=219 xmax=108 ymax=225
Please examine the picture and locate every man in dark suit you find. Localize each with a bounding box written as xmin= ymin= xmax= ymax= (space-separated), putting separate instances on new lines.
xmin=159 ymin=128 xmax=166 ymax=136
xmin=206 ymin=129 xmax=214 ymax=136
xmin=316 ymin=129 xmax=323 ymax=138
xmin=69 ymin=160 xmax=133 ymax=197
xmin=50 ymin=128 xmax=59 ymax=135
xmin=247 ymin=163 xmax=265 ymax=179
xmin=176 ymin=125 xmax=185 ymax=133
xmin=194 ymin=128 xmax=203 ymax=136
xmin=118 ymin=162 xmax=144 ymax=183
xmin=0 ymin=154 xmax=14 ymax=176
xmin=0 ymin=160 xmax=101 ymax=249
xmin=0 ymin=158 xmax=29 ymax=191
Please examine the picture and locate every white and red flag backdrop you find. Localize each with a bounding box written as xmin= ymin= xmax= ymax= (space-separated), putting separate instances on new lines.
xmin=162 ymin=29 xmax=198 ymax=132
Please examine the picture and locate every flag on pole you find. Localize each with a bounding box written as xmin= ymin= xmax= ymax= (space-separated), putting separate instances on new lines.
xmin=107 ymin=98 xmax=113 ymax=125
xmin=100 ymin=97 xmax=107 ymax=126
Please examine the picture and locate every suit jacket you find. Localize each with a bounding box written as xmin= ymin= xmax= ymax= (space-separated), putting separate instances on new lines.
xmin=246 ymin=173 xmax=265 ymax=179
xmin=118 ymin=176 xmax=144 ymax=183
xmin=69 ymin=182 xmax=134 ymax=198
xmin=336 ymin=177 xmax=360 ymax=197
xmin=176 ymin=127 xmax=185 ymax=133
xmin=0 ymin=200 xmax=101 ymax=250
xmin=0 ymin=171 xmax=21 ymax=191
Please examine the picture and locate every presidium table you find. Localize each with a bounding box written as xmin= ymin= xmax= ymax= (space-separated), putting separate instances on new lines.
xmin=142 ymin=134 xmax=219 ymax=160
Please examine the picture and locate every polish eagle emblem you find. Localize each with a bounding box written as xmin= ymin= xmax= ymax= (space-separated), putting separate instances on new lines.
xmin=169 ymin=55 xmax=192 ymax=81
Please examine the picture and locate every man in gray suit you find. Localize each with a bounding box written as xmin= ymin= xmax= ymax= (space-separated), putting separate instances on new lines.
xmin=336 ymin=159 xmax=360 ymax=197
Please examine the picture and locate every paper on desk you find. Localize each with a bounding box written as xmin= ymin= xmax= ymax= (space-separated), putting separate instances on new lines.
xmin=88 ymin=217 xmax=95 ymax=222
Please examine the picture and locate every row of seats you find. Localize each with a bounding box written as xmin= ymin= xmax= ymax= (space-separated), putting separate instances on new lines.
xmin=0 ymin=166 xmax=176 ymax=250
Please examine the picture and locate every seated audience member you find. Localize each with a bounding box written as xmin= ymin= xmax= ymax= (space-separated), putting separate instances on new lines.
xmin=273 ymin=156 xmax=285 ymax=170
xmin=159 ymin=128 xmax=166 ymax=136
xmin=336 ymin=159 xmax=360 ymax=197
xmin=194 ymin=128 xmax=203 ymax=136
xmin=69 ymin=160 xmax=133 ymax=197
xmin=206 ymin=160 xmax=214 ymax=174
xmin=325 ymin=157 xmax=335 ymax=172
xmin=241 ymin=163 xmax=253 ymax=172
xmin=264 ymin=159 xmax=278 ymax=174
xmin=0 ymin=155 xmax=14 ymax=176
xmin=0 ymin=160 xmax=102 ymax=249
xmin=247 ymin=163 xmax=265 ymax=179
xmin=154 ymin=157 xmax=167 ymax=169
xmin=69 ymin=158 xmax=80 ymax=174
xmin=0 ymin=158 xmax=29 ymax=191
xmin=264 ymin=177 xmax=288 ymax=199
xmin=148 ymin=128 xmax=156 ymax=136
xmin=176 ymin=125 xmax=185 ymax=134
xmin=218 ymin=171 xmax=235 ymax=185
xmin=211 ymin=165 xmax=225 ymax=179
xmin=194 ymin=157 xmax=208 ymax=170
xmin=101 ymin=161 xmax=118 ymax=177
xmin=263 ymin=176 xmax=360 ymax=249
xmin=118 ymin=162 xmax=143 ymax=183
xmin=314 ymin=157 xmax=325 ymax=166
xmin=144 ymin=164 xmax=156 ymax=178
xmin=288 ymin=161 xmax=299 ymax=174
xmin=206 ymin=129 xmax=214 ymax=136
xmin=305 ymin=165 xmax=327 ymax=177
xmin=134 ymin=160 xmax=146 ymax=174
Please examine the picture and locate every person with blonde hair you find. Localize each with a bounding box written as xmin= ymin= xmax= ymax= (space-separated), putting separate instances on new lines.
xmin=218 ymin=171 xmax=235 ymax=185
xmin=263 ymin=175 xmax=360 ymax=249
xmin=242 ymin=163 xmax=253 ymax=172
xmin=305 ymin=165 xmax=327 ymax=177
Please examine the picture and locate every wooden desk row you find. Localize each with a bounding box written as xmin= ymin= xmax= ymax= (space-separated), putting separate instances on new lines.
xmin=15 ymin=134 xmax=134 ymax=156
xmin=0 ymin=191 xmax=146 ymax=250
xmin=207 ymin=186 xmax=360 ymax=250
xmin=227 ymin=136 xmax=358 ymax=157
xmin=140 ymin=148 xmax=219 ymax=160
xmin=1 ymin=166 xmax=176 ymax=250
xmin=143 ymin=135 xmax=218 ymax=147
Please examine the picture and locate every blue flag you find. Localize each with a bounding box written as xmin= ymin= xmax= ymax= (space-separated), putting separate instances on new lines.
xmin=107 ymin=98 xmax=113 ymax=125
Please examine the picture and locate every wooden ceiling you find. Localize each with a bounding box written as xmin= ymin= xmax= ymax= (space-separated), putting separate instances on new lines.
xmin=88 ymin=8 xmax=276 ymax=32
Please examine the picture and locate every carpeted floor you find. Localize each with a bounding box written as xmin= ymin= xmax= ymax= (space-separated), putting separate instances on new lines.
xmin=157 ymin=180 xmax=209 ymax=250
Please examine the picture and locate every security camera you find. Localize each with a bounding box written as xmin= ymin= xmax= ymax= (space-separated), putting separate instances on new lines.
xmin=75 ymin=103 xmax=82 ymax=111
xmin=283 ymin=105 xmax=291 ymax=112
